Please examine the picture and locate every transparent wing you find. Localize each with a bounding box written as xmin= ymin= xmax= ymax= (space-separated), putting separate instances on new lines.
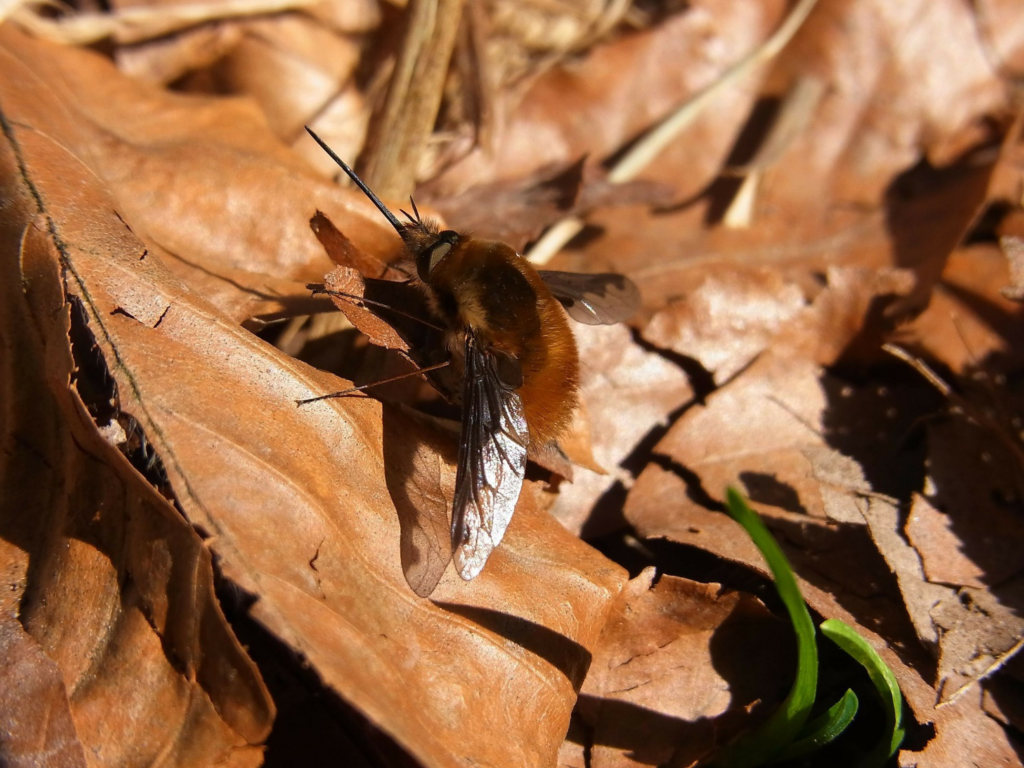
xmin=538 ymin=270 xmax=640 ymax=325
xmin=451 ymin=333 xmax=529 ymax=580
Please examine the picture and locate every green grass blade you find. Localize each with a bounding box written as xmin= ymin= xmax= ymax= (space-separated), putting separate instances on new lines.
xmin=773 ymin=689 xmax=859 ymax=762
xmin=820 ymin=619 xmax=905 ymax=766
xmin=715 ymin=487 xmax=819 ymax=767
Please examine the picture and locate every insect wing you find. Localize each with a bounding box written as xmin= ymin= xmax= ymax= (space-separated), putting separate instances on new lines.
xmin=451 ymin=334 xmax=529 ymax=580
xmin=538 ymin=270 xmax=641 ymax=325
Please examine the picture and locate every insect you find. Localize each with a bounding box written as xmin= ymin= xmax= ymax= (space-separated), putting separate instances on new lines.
xmin=306 ymin=128 xmax=640 ymax=580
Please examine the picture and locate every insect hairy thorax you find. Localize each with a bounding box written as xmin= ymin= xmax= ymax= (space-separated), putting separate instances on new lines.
xmin=403 ymin=221 xmax=580 ymax=448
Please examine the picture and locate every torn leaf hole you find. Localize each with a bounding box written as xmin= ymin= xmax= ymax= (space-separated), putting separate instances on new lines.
xmin=154 ymin=304 xmax=170 ymax=328
xmin=110 ymin=303 xmax=171 ymax=329
xmin=68 ymin=295 xmax=176 ymax=502
xmin=69 ymin=295 xmax=118 ymax=424
xmin=110 ymin=306 xmax=139 ymax=322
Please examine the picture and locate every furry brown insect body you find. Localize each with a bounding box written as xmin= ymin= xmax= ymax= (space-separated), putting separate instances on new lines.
xmin=424 ymin=237 xmax=579 ymax=447
xmin=305 ymin=127 xmax=638 ymax=580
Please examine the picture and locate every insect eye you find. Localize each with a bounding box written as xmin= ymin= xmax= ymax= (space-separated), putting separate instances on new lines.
xmin=417 ymin=230 xmax=459 ymax=282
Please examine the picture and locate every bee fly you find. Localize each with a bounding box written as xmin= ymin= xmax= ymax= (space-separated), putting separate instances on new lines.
xmin=306 ymin=128 xmax=640 ymax=579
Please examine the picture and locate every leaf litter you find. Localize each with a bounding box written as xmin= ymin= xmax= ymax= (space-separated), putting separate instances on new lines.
xmin=2 ymin=0 xmax=1024 ymax=766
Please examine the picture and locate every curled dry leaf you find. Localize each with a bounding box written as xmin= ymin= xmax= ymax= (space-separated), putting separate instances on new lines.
xmin=0 ymin=23 xmax=406 ymax=325
xmin=893 ymin=245 xmax=1024 ymax=375
xmin=5 ymin=212 xmax=273 ymax=763
xmin=0 ymin=614 xmax=88 ymax=768
xmin=310 ymin=209 xmax=404 ymax=279
xmin=320 ymin=266 xmax=416 ymax=355
xmin=424 ymin=158 xmax=675 ymax=254
xmin=192 ymin=14 xmax=362 ymax=140
xmin=881 ymin=405 xmax=1024 ymax=705
xmin=116 ymin=22 xmax=244 ymax=85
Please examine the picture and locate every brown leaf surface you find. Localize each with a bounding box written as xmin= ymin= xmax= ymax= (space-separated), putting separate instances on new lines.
xmin=4 ymin=208 xmax=273 ymax=763
xmin=549 ymin=323 xmax=693 ymax=536
xmin=1002 ymin=236 xmax=1024 ymax=302
xmin=0 ymin=614 xmax=87 ymax=768
xmin=431 ymin=1 xmax=789 ymax=196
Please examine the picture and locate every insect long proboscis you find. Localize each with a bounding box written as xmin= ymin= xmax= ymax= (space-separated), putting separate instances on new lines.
xmin=305 ymin=127 xmax=406 ymax=238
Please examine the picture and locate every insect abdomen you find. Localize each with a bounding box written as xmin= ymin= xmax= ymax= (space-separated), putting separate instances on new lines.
xmin=516 ymin=285 xmax=578 ymax=446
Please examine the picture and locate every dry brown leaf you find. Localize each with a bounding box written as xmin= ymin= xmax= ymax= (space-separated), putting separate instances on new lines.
xmin=642 ymin=266 xmax=806 ymax=383
xmin=192 ymin=14 xmax=360 ymax=140
xmin=623 ymin=253 xmax=1024 ymax=745
xmin=885 ymin=408 xmax=1024 ymax=704
xmin=919 ymin=416 xmax=1024 ymax=588
xmin=641 ymin=263 xmax=915 ymax=383
xmin=801 ymin=445 xmax=872 ymax=524
xmin=574 ymin=569 xmax=792 ymax=768
xmin=860 ymin=495 xmax=954 ymax=652
xmin=907 ymin=495 xmax=987 ymax=591
xmin=297 ymin=83 xmax=371 ymax=178
xmin=622 ymin=458 xmax=937 ymax=721
xmin=543 ymin=0 xmax=1008 ymax=325
xmin=618 ymin=353 xmax=939 ymax=721
xmin=428 ymin=158 xmax=586 ymax=253
xmin=10 ymin=0 xmax=324 ymax=46
xmin=321 ymin=267 xmax=416 ymax=355
xmin=116 ymin=22 xmax=243 ymax=84
xmin=900 ymin=688 xmax=1022 ymax=768
xmin=767 ymin=0 xmax=1005 ymax=221
xmin=426 ymin=158 xmax=675 ymax=254
xmin=621 ymin=269 xmax=952 ymax=725
xmin=311 ymin=209 xmax=404 ymax=279
xmin=431 ymin=1 xmax=789 ymax=197
xmin=983 ymin=674 xmax=1024 ymax=736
